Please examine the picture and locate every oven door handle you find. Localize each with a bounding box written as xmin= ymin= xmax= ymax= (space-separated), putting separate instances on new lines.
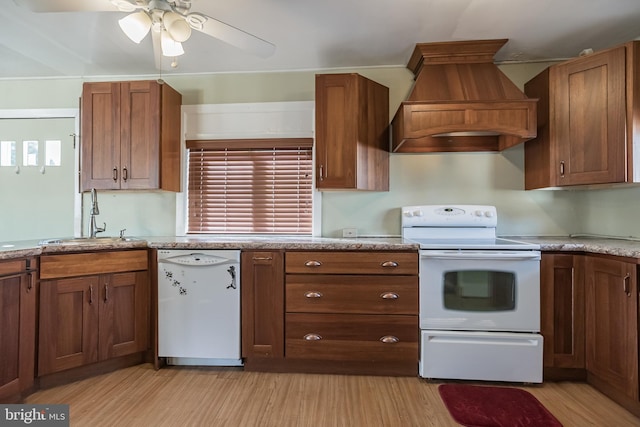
xmin=420 ymin=251 xmax=540 ymax=261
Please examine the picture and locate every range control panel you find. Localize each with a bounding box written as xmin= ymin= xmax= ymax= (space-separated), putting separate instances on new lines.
xmin=401 ymin=205 xmax=498 ymax=228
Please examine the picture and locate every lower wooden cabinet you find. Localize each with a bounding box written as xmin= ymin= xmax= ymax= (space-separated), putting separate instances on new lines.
xmin=0 ymin=258 xmax=37 ymax=403
xmin=38 ymin=251 xmax=149 ymax=376
xmin=542 ymin=251 xmax=640 ymax=416
xmin=241 ymin=251 xmax=285 ymax=360
xmin=284 ymin=250 xmax=419 ymax=375
xmin=285 ymin=313 xmax=417 ymax=362
xmin=540 ymin=253 xmax=585 ymax=372
xmin=240 ymin=249 xmax=418 ymax=375
xmin=585 ymin=255 xmax=638 ymax=402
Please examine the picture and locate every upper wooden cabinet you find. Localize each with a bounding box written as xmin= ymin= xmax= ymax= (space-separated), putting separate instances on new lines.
xmin=315 ymin=73 xmax=389 ymax=191
xmin=524 ymin=43 xmax=634 ymax=189
xmin=81 ymin=80 xmax=182 ymax=192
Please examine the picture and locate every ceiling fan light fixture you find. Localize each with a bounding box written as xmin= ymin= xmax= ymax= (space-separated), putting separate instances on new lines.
xmin=163 ymin=11 xmax=192 ymax=43
xmin=161 ymin=30 xmax=184 ymax=57
xmin=119 ymin=11 xmax=152 ymax=43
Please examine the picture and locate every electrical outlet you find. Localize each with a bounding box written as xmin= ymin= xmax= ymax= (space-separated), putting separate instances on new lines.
xmin=342 ymin=228 xmax=358 ymax=238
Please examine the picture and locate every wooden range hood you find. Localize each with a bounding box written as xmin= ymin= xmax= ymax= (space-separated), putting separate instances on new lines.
xmin=391 ymin=39 xmax=537 ymax=153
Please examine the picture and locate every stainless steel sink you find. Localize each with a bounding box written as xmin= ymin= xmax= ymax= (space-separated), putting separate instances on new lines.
xmin=39 ymin=236 xmax=140 ymax=245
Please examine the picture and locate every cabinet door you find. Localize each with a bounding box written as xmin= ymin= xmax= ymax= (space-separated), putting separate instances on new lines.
xmin=0 ymin=268 xmax=36 ymax=402
xmin=99 ymin=271 xmax=149 ymax=360
xmin=585 ymin=256 xmax=638 ymax=400
xmin=119 ymin=81 xmax=161 ymax=190
xmin=540 ymin=253 xmax=585 ymax=368
xmin=555 ymin=47 xmax=626 ymax=185
xmin=241 ymin=251 xmax=284 ymax=359
xmin=315 ymin=74 xmax=358 ymax=189
xmin=315 ymin=74 xmax=389 ymax=191
xmin=39 ymin=276 xmax=100 ymax=375
xmin=81 ymin=82 xmax=121 ymax=190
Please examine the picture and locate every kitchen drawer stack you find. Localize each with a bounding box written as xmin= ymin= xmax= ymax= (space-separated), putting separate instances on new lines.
xmin=285 ymin=251 xmax=419 ymax=376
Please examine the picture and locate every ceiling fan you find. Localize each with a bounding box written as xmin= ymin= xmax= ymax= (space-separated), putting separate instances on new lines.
xmin=16 ymin=0 xmax=276 ymax=69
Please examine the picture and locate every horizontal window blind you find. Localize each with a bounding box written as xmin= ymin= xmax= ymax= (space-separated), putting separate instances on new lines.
xmin=187 ymin=139 xmax=313 ymax=234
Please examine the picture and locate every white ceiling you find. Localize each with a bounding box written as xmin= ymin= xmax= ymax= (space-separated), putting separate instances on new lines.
xmin=3 ymin=0 xmax=640 ymax=79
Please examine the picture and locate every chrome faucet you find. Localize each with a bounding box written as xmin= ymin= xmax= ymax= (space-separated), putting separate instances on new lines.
xmin=89 ymin=188 xmax=106 ymax=238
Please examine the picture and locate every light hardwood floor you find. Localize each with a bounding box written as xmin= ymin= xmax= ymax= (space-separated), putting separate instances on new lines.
xmin=25 ymin=364 xmax=640 ymax=426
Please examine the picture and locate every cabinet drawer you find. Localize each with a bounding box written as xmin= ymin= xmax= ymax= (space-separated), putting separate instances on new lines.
xmin=0 ymin=258 xmax=33 ymax=276
xmin=40 ymin=250 xmax=148 ymax=279
xmin=286 ymin=275 xmax=417 ymax=314
xmin=285 ymin=313 xmax=418 ymax=361
xmin=285 ymin=251 xmax=418 ymax=275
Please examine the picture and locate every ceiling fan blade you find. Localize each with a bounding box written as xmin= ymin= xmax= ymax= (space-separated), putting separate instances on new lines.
xmin=14 ymin=0 xmax=122 ymax=12
xmin=188 ymin=13 xmax=275 ymax=58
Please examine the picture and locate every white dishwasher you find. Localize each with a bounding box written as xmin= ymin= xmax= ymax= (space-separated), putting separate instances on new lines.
xmin=157 ymin=249 xmax=242 ymax=366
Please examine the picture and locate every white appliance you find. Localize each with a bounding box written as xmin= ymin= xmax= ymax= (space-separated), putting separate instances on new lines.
xmin=157 ymin=249 xmax=242 ymax=366
xmin=402 ymin=205 xmax=543 ymax=383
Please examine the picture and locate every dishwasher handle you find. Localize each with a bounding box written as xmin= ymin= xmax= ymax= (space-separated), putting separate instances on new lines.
xmin=158 ymin=253 xmax=238 ymax=267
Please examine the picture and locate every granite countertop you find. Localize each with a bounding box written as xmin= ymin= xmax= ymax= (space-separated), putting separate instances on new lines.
xmin=509 ymin=236 xmax=640 ymax=259
xmin=0 ymin=236 xmax=416 ymax=260
xmin=2 ymin=234 xmax=640 ymax=261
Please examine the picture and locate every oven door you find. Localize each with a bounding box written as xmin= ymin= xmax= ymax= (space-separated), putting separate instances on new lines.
xmin=419 ymin=249 xmax=541 ymax=332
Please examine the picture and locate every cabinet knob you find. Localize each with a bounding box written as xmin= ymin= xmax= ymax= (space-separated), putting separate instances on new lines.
xmin=559 ymin=161 xmax=565 ymax=177
xmin=381 ymin=261 xmax=399 ymax=268
xmin=380 ymin=292 xmax=399 ymax=300
xmin=112 ymin=167 xmax=118 ymax=182
xmin=122 ymin=166 xmax=128 ymax=181
xmin=304 ymin=260 xmax=322 ymax=267
xmin=304 ymin=291 xmax=323 ymax=298
xmin=304 ymin=333 xmax=322 ymax=341
xmin=379 ymin=335 xmax=399 ymax=344
xmin=89 ymin=284 xmax=94 ymax=305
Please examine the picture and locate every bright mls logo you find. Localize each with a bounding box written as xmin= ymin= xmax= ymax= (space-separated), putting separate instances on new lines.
xmin=1 ymin=405 xmax=69 ymax=426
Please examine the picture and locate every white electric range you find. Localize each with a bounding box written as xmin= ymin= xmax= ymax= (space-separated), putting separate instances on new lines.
xmin=402 ymin=204 xmax=543 ymax=383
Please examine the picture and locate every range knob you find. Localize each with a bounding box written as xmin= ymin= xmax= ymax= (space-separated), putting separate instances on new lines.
xmin=474 ymin=210 xmax=484 ymax=217
xmin=484 ymin=211 xmax=495 ymax=218
xmin=413 ymin=210 xmax=423 ymax=217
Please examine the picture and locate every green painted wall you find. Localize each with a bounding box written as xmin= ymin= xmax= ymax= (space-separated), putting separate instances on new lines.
xmin=0 ymin=62 xmax=636 ymax=240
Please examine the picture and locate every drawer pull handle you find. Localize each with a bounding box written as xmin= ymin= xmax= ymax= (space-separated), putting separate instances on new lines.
xmin=304 ymin=260 xmax=322 ymax=267
xmin=304 ymin=291 xmax=323 ymax=298
xmin=252 ymin=256 xmax=273 ymax=261
xmin=381 ymin=261 xmax=399 ymax=268
xmin=380 ymin=292 xmax=399 ymax=300
xmin=304 ymin=333 xmax=322 ymax=341
xmin=624 ymin=273 xmax=631 ymax=297
xmin=380 ymin=335 xmax=399 ymax=344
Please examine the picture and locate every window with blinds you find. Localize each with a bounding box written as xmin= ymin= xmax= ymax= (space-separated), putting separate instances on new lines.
xmin=186 ymin=138 xmax=313 ymax=234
